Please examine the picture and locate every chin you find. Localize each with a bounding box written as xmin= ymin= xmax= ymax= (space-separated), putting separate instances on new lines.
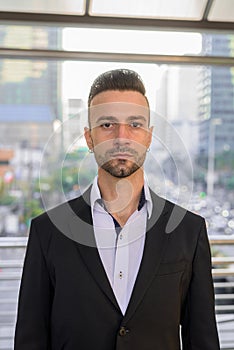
xmin=103 ymin=164 xmax=140 ymax=178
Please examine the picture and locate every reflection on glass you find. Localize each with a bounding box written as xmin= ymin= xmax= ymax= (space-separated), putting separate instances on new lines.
xmin=90 ymin=0 xmax=207 ymax=20
xmin=0 ymin=0 xmax=85 ymax=14
xmin=202 ymin=33 xmax=234 ymax=57
xmin=0 ymin=55 xmax=62 ymax=233
xmin=208 ymin=0 xmax=234 ymax=22
xmin=0 ymin=25 xmax=63 ymax=50
xmin=63 ymin=28 xmax=202 ymax=55
xmin=1 ymin=24 xmax=233 ymax=59
xmin=0 ymin=25 xmax=63 ymax=236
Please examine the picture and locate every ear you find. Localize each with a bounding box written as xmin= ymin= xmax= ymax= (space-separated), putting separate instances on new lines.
xmin=146 ymin=126 xmax=154 ymax=148
xmin=84 ymin=127 xmax=93 ymax=151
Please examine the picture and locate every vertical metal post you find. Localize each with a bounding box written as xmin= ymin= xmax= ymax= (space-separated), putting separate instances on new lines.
xmin=207 ymin=118 xmax=221 ymax=196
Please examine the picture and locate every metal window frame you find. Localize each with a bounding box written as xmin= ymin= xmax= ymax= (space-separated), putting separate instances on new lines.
xmin=0 ymin=0 xmax=233 ymax=67
xmin=0 ymin=48 xmax=234 ymax=67
xmin=0 ymin=0 xmax=233 ymax=32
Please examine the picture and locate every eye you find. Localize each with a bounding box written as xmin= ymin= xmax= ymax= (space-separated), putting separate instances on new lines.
xmin=129 ymin=122 xmax=142 ymax=128
xmin=101 ymin=122 xmax=114 ymax=129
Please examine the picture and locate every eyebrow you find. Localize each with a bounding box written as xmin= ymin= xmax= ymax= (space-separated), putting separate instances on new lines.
xmin=95 ymin=115 xmax=148 ymax=124
xmin=127 ymin=115 xmax=148 ymax=123
xmin=95 ymin=116 xmax=119 ymax=124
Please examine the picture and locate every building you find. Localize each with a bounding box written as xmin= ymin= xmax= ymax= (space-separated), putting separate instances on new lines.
xmin=62 ymin=98 xmax=85 ymax=150
xmin=0 ymin=25 xmax=62 ymax=149
xmin=199 ymin=34 xmax=234 ymax=155
xmin=155 ymin=66 xmax=199 ymax=157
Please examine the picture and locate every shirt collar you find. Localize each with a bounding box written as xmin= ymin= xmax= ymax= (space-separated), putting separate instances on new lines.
xmin=90 ymin=176 xmax=153 ymax=218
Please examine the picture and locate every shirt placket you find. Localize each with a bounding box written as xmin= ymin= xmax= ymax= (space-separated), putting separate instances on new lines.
xmin=113 ymin=226 xmax=129 ymax=314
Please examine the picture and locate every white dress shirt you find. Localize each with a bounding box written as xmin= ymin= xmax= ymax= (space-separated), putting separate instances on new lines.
xmin=90 ymin=176 xmax=153 ymax=315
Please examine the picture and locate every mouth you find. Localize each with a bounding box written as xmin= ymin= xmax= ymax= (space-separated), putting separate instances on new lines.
xmin=111 ymin=153 xmax=133 ymax=159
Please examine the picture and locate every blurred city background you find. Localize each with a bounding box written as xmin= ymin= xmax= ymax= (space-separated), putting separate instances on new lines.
xmin=0 ymin=27 xmax=233 ymax=238
xmin=0 ymin=1 xmax=234 ymax=349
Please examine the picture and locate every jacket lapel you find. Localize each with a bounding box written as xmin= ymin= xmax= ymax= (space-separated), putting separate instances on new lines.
xmin=68 ymin=188 xmax=121 ymax=312
xmin=123 ymin=192 xmax=171 ymax=323
xmin=67 ymin=188 xmax=172 ymax=318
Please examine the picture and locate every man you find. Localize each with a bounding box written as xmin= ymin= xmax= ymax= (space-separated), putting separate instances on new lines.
xmin=14 ymin=69 xmax=220 ymax=349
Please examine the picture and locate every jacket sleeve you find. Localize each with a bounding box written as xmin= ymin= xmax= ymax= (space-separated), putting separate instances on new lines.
xmin=14 ymin=219 xmax=53 ymax=350
xmin=181 ymin=218 xmax=220 ymax=350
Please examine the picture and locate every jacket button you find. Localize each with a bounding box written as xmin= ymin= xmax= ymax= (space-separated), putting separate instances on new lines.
xmin=119 ymin=326 xmax=129 ymax=336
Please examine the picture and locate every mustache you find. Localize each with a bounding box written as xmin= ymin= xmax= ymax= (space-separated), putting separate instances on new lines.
xmin=106 ymin=147 xmax=139 ymax=156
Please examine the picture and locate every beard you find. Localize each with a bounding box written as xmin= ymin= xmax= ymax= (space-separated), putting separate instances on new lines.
xmin=94 ymin=146 xmax=147 ymax=178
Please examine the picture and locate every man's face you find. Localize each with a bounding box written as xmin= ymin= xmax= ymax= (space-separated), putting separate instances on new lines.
xmin=85 ymin=90 xmax=153 ymax=178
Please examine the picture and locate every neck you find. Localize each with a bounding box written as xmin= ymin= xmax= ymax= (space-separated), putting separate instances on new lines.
xmin=97 ymin=168 xmax=144 ymax=226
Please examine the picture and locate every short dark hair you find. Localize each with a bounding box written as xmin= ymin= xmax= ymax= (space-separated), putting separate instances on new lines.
xmin=88 ymin=68 xmax=149 ymax=106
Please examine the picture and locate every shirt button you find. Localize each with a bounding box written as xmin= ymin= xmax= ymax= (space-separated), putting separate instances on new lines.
xmin=119 ymin=326 xmax=129 ymax=336
xmin=119 ymin=271 xmax=123 ymax=279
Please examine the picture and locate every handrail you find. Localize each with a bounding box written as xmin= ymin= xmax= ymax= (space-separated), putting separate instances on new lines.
xmin=0 ymin=235 xmax=233 ymax=350
xmin=213 ymin=269 xmax=234 ymax=277
xmin=210 ymin=236 xmax=234 ymax=277
xmin=0 ymin=260 xmax=23 ymax=268
xmin=212 ymin=257 xmax=234 ymax=265
xmin=0 ymin=237 xmax=27 ymax=248
xmin=0 ymin=272 xmax=22 ymax=280
xmin=209 ymin=235 xmax=234 ymax=245
xmin=214 ymin=282 xmax=234 ymax=288
xmin=215 ymin=294 xmax=234 ymax=299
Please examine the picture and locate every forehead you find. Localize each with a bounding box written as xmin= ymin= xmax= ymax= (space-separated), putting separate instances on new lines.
xmin=89 ymin=90 xmax=149 ymax=122
xmin=90 ymin=90 xmax=148 ymax=107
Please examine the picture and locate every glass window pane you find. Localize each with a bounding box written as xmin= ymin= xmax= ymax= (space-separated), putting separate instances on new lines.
xmin=0 ymin=25 xmax=63 ymax=50
xmin=90 ymin=0 xmax=207 ymax=20
xmin=0 ymin=0 xmax=85 ymax=15
xmin=208 ymin=0 xmax=234 ymax=22
xmin=1 ymin=24 xmax=233 ymax=59
xmin=63 ymin=28 xmax=234 ymax=58
xmin=202 ymin=33 xmax=234 ymax=57
xmin=1 ymin=58 xmax=234 ymax=234
xmin=0 ymin=24 xmax=233 ymax=350
xmin=0 ymin=58 xmax=62 ymax=237
xmin=63 ymin=27 xmax=202 ymax=55
xmin=0 ymin=27 xmax=233 ymax=240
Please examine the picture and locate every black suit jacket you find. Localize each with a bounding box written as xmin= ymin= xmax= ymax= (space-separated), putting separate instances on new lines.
xmin=14 ymin=188 xmax=220 ymax=350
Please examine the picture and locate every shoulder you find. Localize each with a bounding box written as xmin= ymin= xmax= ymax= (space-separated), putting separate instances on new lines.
xmin=29 ymin=188 xmax=91 ymax=245
xmin=150 ymin=191 xmax=209 ymax=258
xmin=33 ymin=197 xmax=78 ymax=226
xmin=27 ymin=190 xmax=91 ymax=253
xmin=33 ymin=187 xmax=91 ymax=227
xmin=150 ymin=189 xmax=205 ymax=233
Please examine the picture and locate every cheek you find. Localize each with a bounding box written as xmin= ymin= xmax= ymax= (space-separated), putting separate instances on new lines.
xmin=91 ymin=129 xmax=118 ymax=146
xmin=91 ymin=136 xmax=114 ymax=153
xmin=134 ymin=132 xmax=151 ymax=147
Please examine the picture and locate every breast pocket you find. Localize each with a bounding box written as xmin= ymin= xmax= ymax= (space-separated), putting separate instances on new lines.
xmin=157 ymin=260 xmax=186 ymax=276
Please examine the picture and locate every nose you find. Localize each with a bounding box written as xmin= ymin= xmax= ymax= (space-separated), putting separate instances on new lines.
xmin=116 ymin=123 xmax=130 ymax=139
xmin=113 ymin=124 xmax=131 ymax=146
